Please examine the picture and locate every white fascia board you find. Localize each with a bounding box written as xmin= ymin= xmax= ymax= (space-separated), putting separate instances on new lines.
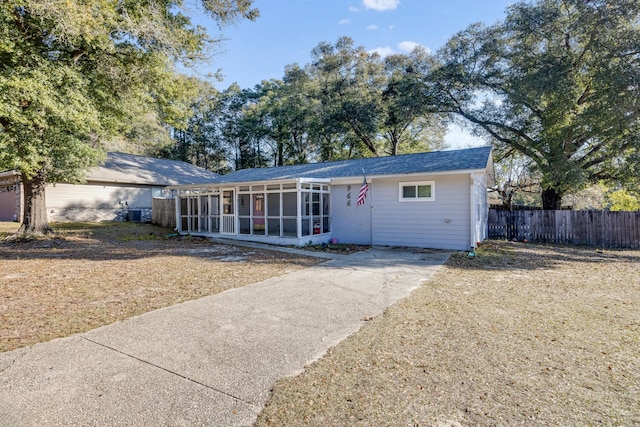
xmin=167 ymin=177 xmax=333 ymax=191
xmin=166 ymin=178 xmax=298 ymax=191
xmin=297 ymin=177 xmax=331 ymax=183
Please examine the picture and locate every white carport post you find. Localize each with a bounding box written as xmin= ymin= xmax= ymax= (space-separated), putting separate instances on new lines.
xmin=296 ymin=180 xmax=302 ymax=238
xmin=174 ymin=194 xmax=181 ymax=233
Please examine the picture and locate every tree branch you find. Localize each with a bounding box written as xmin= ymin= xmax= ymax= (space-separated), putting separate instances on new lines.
xmin=581 ymin=141 xmax=633 ymax=170
xmin=453 ymin=107 xmax=544 ymax=164
xmin=347 ymin=118 xmax=378 ymax=156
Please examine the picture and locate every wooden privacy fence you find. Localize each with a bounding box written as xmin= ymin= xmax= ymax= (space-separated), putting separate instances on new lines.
xmin=152 ymin=197 xmax=176 ymax=229
xmin=488 ymin=209 xmax=640 ymax=249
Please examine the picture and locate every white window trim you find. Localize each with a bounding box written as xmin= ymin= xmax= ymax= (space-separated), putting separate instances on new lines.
xmin=399 ymin=180 xmax=435 ymax=202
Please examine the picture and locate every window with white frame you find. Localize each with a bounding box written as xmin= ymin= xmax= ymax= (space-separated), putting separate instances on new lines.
xmin=399 ymin=181 xmax=435 ymax=202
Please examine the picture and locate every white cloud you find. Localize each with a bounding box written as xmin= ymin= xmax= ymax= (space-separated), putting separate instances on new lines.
xmin=348 ymin=6 xmax=359 ymax=12
xmin=369 ymin=42 xmax=432 ymax=59
xmin=339 ymin=19 xmax=351 ymax=25
xmin=398 ymin=41 xmax=419 ymax=52
xmin=444 ymin=124 xmax=485 ymax=149
xmin=363 ymin=0 xmax=400 ymax=12
xmin=369 ymin=46 xmax=395 ymax=57
xmin=367 ymin=24 xmax=379 ymax=30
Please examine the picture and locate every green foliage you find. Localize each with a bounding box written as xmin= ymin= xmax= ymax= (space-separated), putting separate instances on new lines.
xmin=563 ymin=183 xmax=640 ymax=211
xmin=308 ymin=37 xmax=386 ymax=157
xmin=218 ymin=83 xmax=270 ymax=170
xmin=187 ymin=37 xmax=449 ymax=171
xmin=108 ymin=111 xmax=175 ymax=156
xmin=166 ymin=79 xmax=232 ymax=172
xmin=433 ymin=0 xmax=640 ymax=209
xmin=264 ymin=65 xmax=322 ymax=164
xmin=380 ymin=49 xmax=448 ymax=155
xmin=0 ymin=0 xmax=257 ymax=232
xmin=562 ymin=183 xmax=608 ymax=210
xmin=607 ymin=189 xmax=640 ymax=211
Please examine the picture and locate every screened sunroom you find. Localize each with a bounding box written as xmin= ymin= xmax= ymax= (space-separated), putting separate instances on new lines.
xmin=172 ymin=179 xmax=331 ymax=246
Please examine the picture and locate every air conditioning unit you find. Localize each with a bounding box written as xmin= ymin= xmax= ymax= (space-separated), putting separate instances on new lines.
xmin=128 ymin=209 xmax=142 ymax=222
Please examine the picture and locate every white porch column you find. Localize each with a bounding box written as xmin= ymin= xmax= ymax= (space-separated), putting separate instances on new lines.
xmin=174 ymin=195 xmax=181 ymax=232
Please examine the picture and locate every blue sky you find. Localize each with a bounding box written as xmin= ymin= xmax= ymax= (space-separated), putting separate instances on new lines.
xmin=192 ymin=0 xmax=515 ymax=147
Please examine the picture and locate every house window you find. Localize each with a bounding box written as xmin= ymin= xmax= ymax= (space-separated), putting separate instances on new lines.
xmin=399 ymin=181 xmax=435 ymax=202
xmin=152 ymin=187 xmax=163 ymax=198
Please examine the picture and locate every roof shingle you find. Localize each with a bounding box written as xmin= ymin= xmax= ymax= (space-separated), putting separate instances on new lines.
xmin=89 ymin=153 xmax=219 ymax=185
xmin=213 ymin=146 xmax=492 ymax=183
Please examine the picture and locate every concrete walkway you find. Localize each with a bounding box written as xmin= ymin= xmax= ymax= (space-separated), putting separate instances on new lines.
xmin=0 ymin=247 xmax=450 ymax=427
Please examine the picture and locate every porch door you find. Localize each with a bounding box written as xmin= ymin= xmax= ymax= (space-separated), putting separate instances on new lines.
xmin=221 ymin=189 xmax=235 ymax=234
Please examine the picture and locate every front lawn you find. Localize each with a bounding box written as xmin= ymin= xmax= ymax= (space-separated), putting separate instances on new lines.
xmin=257 ymin=241 xmax=640 ymax=426
xmin=0 ymin=222 xmax=321 ymax=353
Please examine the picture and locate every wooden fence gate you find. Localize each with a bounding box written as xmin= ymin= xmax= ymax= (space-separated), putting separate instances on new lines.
xmin=488 ymin=209 xmax=640 ymax=249
xmin=152 ymin=198 xmax=176 ymax=229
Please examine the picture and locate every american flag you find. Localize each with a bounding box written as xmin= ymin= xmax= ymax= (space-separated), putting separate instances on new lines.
xmin=356 ymin=176 xmax=368 ymax=206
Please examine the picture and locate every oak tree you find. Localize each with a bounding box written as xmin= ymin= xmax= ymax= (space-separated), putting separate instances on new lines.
xmin=0 ymin=0 xmax=257 ymax=234
xmin=433 ymin=0 xmax=640 ymax=209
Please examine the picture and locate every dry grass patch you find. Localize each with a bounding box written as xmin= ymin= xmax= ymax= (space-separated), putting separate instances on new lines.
xmin=257 ymin=241 xmax=640 ymax=426
xmin=0 ymin=222 xmax=321 ymax=353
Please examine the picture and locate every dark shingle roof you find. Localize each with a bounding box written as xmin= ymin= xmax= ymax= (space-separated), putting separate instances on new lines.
xmin=213 ymin=146 xmax=492 ymax=184
xmin=88 ymin=152 xmax=219 ymax=185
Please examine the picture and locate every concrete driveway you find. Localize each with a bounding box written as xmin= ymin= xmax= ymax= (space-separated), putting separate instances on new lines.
xmin=0 ymin=246 xmax=449 ymax=427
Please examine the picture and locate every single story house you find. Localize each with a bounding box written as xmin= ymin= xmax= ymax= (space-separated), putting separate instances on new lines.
xmin=168 ymin=146 xmax=494 ymax=251
xmin=0 ymin=152 xmax=219 ymax=222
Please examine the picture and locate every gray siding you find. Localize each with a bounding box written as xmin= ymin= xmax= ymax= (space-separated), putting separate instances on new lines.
xmin=370 ymin=174 xmax=471 ymax=250
xmin=46 ymin=183 xmax=154 ymax=222
xmin=330 ymin=184 xmax=372 ymax=245
xmin=47 ymin=183 xmax=153 ymax=209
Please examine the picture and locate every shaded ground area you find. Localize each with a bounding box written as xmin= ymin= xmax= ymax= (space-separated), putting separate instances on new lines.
xmin=257 ymin=241 xmax=640 ymax=426
xmin=0 ymin=222 xmax=321 ymax=353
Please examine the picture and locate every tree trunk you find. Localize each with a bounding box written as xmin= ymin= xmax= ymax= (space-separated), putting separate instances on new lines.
xmin=276 ymin=138 xmax=284 ymax=166
xmin=390 ymin=138 xmax=399 ymax=156
xmin=499 ymin=189 xmax=513 ymax=210
xmin=18 ymin=167 xmax=53 ymax=235
xmin=541 ymin=187 xmax=563 ymax=210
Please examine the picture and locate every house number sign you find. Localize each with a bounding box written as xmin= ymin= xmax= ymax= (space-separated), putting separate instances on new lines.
xmin=346 ymin=185 xmax=351 ymax=206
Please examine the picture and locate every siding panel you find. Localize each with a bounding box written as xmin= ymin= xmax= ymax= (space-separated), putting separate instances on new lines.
xmin=46 ymin=183 xmax=153 ymax=222
xmin=330 ymin=184 xmax=372 ymax=245
xmin=371 ymin=174 xmax=471 ymax=250
xmin=47 ymin=183 xmax=152 ymax=209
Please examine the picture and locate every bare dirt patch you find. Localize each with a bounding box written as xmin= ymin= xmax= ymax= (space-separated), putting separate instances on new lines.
xmin=0 ymin=222 xmax=321 ymax=353
xmin=257 ymin=241 xmax=640 ymax=426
